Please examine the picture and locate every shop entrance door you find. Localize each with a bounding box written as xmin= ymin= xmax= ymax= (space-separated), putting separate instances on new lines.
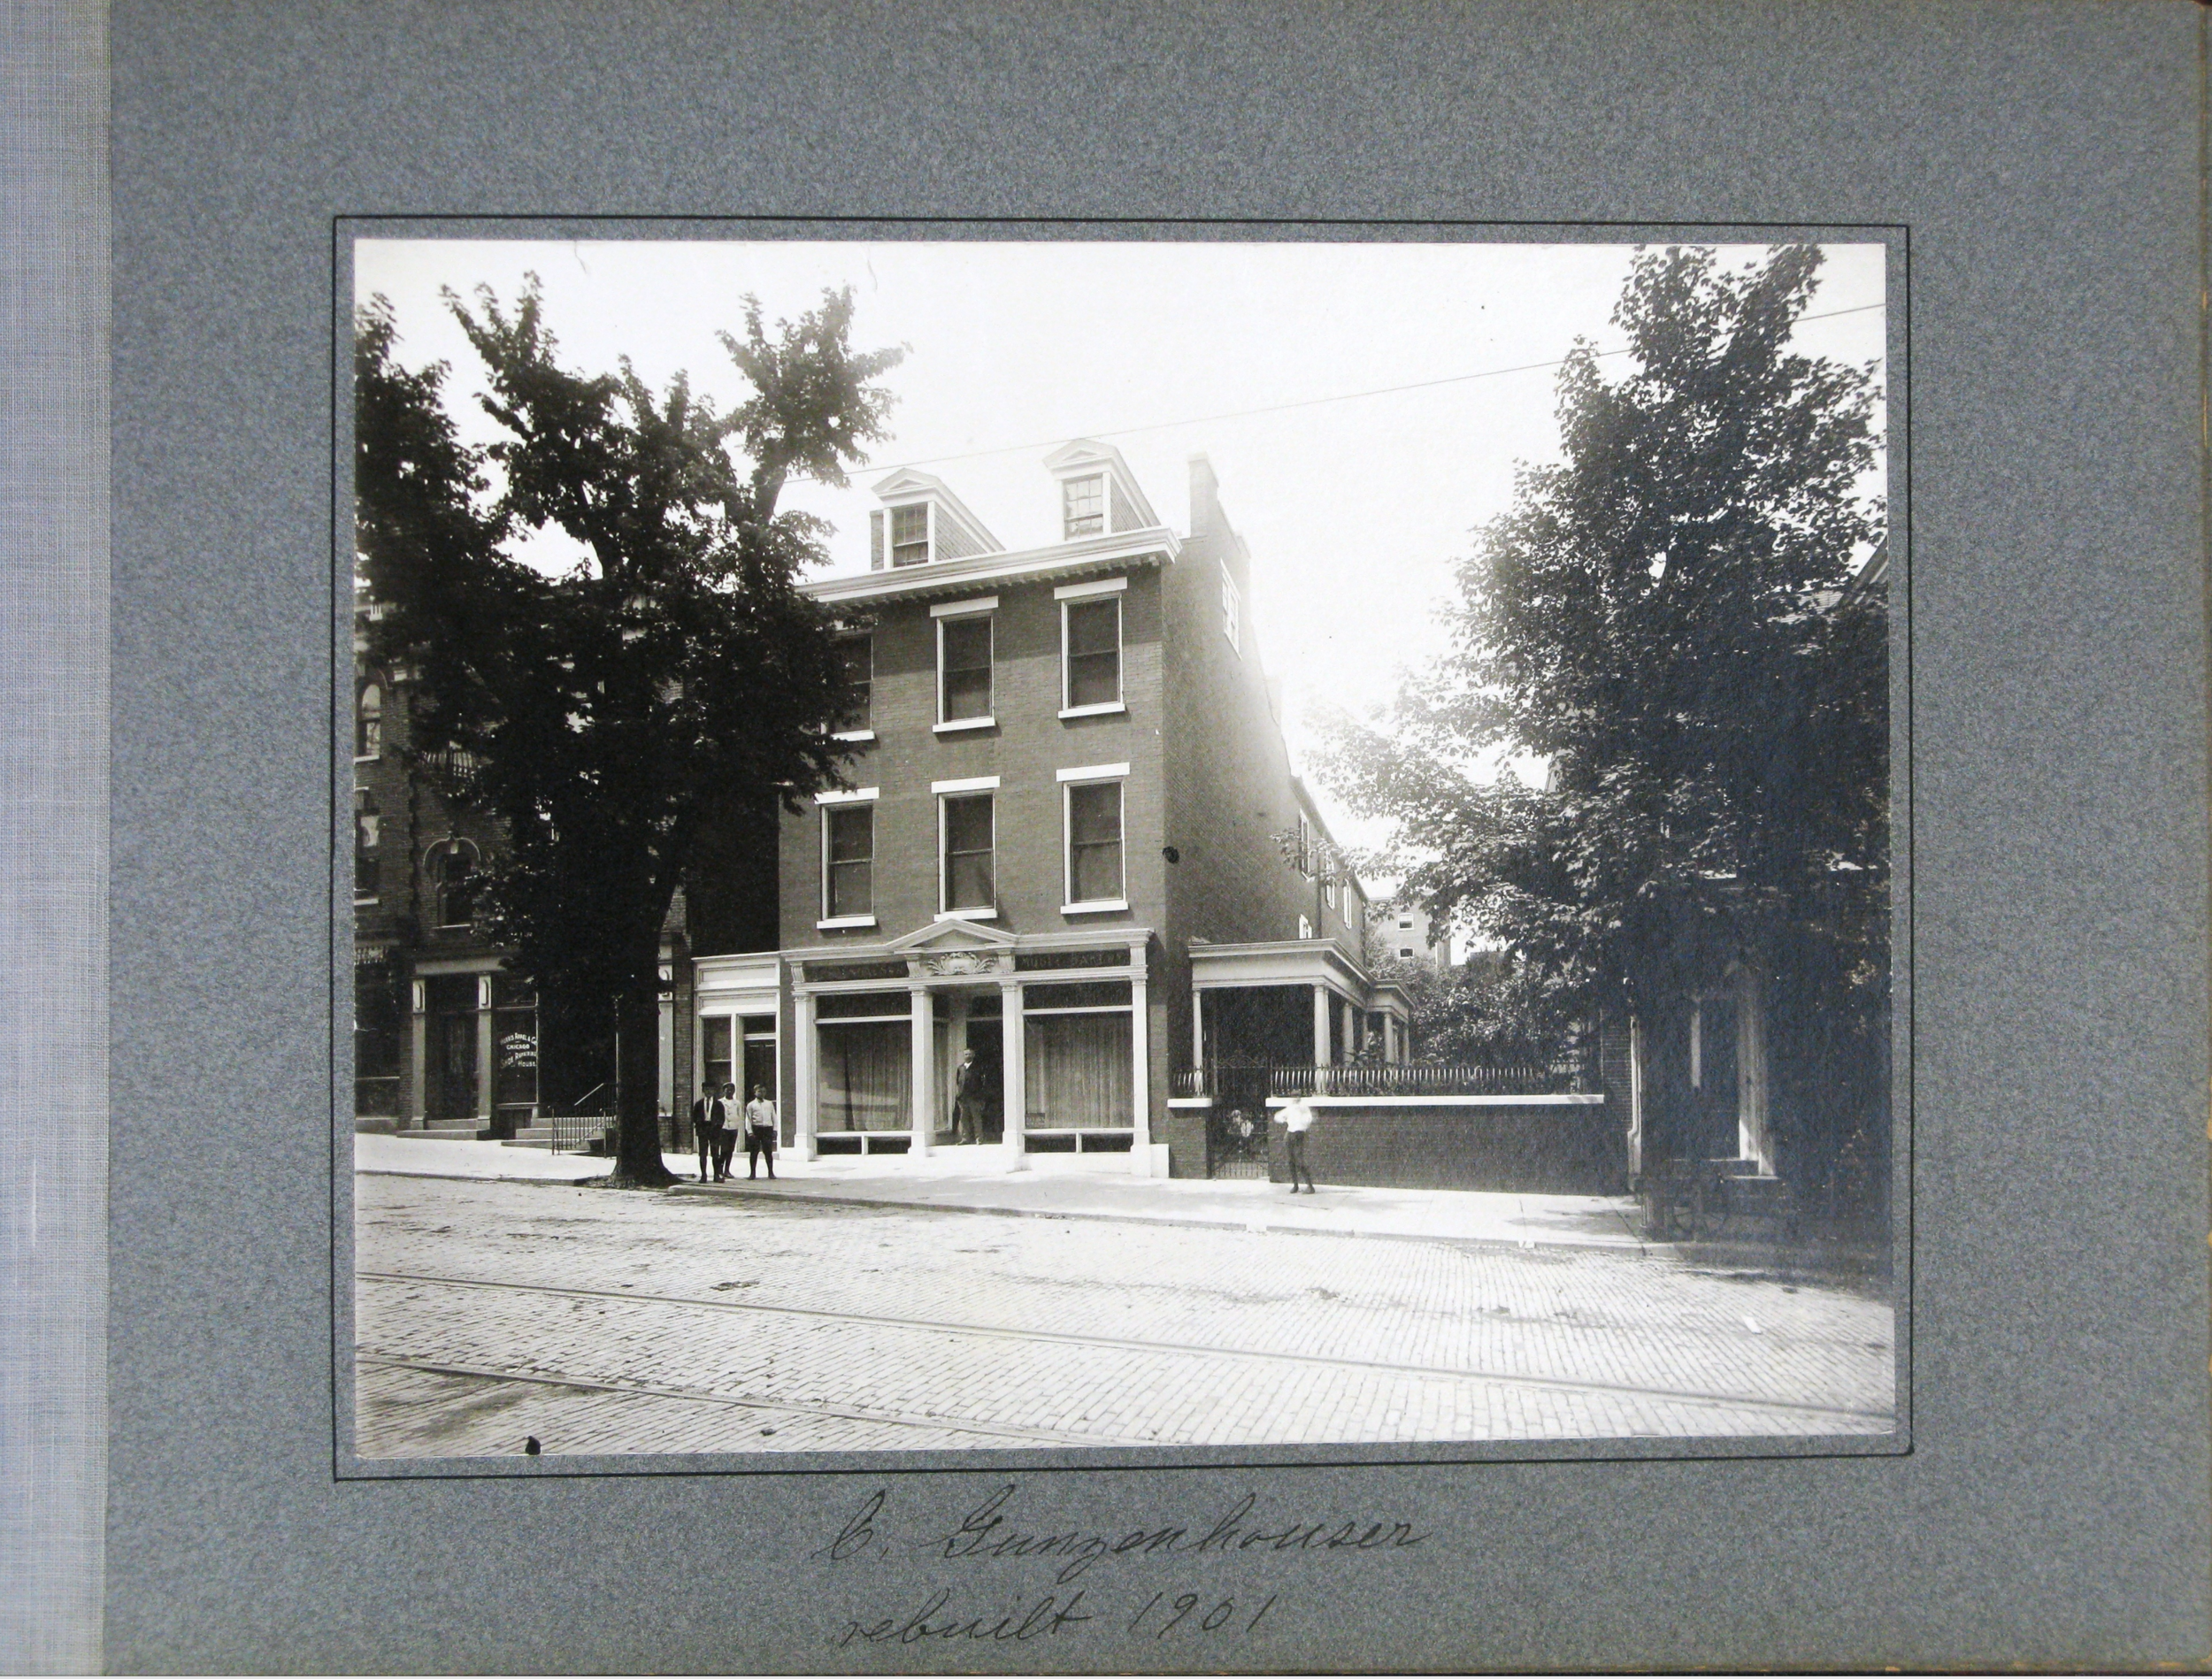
xmin=423 ymin=975 xmax=480 ymax=1122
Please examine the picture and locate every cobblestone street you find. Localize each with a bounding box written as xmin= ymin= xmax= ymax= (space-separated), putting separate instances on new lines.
xmin=353 ymin=1172 xmax=1896 ymax=1458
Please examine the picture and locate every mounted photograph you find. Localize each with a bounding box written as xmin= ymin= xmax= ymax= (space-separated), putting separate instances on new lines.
xmin=342 ymin=231 xmax=1899 ymax=1462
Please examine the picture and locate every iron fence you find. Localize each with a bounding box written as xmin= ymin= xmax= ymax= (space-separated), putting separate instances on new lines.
xmin=1170 ymin=1061 xmax=1594 ymax=1100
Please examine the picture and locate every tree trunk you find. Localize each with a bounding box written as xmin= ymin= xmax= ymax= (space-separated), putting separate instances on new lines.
xmin=605 ymin=970 xmax=675 ymax=1188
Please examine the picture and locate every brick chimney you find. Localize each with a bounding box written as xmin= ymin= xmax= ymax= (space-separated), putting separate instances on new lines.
xmin=1187 ymin=453 xmax=1224 ymax=538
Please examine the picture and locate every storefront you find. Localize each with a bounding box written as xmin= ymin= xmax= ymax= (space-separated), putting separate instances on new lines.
xmin=697 ymin=922 xmax=1162 ymax=1174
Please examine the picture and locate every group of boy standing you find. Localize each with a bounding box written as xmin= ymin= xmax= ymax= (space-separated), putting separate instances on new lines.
xmin=689 ymin=1082 xmax=779 ymax=1182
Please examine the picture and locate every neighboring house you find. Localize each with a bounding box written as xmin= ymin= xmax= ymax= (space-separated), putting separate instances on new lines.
xmin=692 ymin=444 xmax=1411 ymax=1176
xmin=1371 ymin=898 xmax=1450 ymax=976
xmin=350 ymin=587 xmax=695 ymax=1140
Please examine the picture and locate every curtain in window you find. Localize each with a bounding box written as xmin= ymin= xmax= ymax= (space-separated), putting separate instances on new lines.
xmin=818 ymin=1019 xmax=911 ymax=1131
xmin=1067 ymin=782 xmax=1123 ymax=901
xmin=1064 ymin=598 xmax=1119 ymax=706
xmin=1025 ymin=1013 xmax=1133 ymax=1128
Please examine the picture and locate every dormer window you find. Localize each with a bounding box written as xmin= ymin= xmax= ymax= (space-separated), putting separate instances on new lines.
xmin=890 ymin=502 xmax=930 ymax=567
xmin=1063 ymin=475 xmax=1105 ymax=539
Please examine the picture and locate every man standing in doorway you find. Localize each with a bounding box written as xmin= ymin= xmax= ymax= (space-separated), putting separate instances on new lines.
xmin=951 ymin=1047 xmax=986 ymax=1146
xmin=1279 ymin=1092 xmax=1318 ymax=1193
xmin=744 ymin=1084 xmax=779 ymax=1180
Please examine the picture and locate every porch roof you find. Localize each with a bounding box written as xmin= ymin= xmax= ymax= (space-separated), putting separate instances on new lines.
xmin=1188 ymin=938 xmax=1383 ymax=1008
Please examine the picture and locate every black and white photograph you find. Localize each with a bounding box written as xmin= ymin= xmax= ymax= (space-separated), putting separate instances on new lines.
xmin=344 ymin=231 xmax=1898 ymax=1461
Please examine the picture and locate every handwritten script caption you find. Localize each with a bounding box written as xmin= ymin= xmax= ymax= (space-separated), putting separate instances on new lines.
xmin=816 ymin=1483 xmax=1430 ymax=1650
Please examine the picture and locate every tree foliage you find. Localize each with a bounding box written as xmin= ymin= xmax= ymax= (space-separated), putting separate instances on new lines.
xmin=1317 ymin=247 xmax=1887 ymax=1138
xmin=355 ymin=280 xmax=902 ymax=1185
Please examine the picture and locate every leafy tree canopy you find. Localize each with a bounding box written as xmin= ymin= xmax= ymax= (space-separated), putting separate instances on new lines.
xmin=1317 ymin=246 xmax=1887 ymax=1031
xmin=355 ymin=279 xmax=903 ymax=1184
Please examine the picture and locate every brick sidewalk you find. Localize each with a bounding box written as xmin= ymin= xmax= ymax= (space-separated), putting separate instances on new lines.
xmin=353 ymin=1174 xmax=1898 ymax=1459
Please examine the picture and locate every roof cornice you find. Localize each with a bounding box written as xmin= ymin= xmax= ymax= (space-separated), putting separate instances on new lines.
xmin=806 ymin=528 xmax=1179 ymax=609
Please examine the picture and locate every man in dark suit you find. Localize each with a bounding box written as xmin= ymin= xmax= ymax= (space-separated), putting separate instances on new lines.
xmin=689 ymin=1084 xmax=718 ymax=1183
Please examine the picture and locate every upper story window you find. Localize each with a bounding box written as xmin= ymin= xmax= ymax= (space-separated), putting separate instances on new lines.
xmin=1060 ymin=767 xmax=1128 ymax=910
xmin=823 ymin=802 xmax=874 ymax=922
xmin=354 ymin=788 xmax=380 ymax=901
xmin=889 ymin=502 xmax=930 ymax=567
xmin=1063 ymin=474 xmax=1105 ymax=539
xmin=939 ymin=786 xmax=997 ymax=915
xmin=834 ymin=635 xmax=873 ymax=736
xmin=356 ymin=679 xmax=383 ymax=759
xmin=1295 ymin=812 xmax=1315 ymax=878
xmin=428 ymin=839 xmax=480 ymax=928
xmin=1220 ymin=564 xmax=1241 ymax=653
xmin=936 ymin=608 xmax=995 ymax=727
xmin=1058 ymin=584 xmax=1123 ymax=713
xmin=1398 ymin=916 xmax=1413 ymax=931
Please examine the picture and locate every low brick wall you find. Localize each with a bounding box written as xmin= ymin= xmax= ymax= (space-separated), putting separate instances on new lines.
xmin=1268 ymin=1099 xmax=1624 ymax=1194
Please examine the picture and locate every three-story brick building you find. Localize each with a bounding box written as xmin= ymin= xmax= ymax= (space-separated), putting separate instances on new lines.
xmin=693 ymin=443 xmax=1411 ymax=1176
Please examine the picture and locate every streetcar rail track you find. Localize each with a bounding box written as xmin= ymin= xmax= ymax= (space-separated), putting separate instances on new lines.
xmin=357 ymin=1269 xmax=1893 ymax=1427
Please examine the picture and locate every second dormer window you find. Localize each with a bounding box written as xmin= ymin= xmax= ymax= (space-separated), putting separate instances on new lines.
xmin=1064 ymin=475 xmax=1105 ymax=539
xmin=890 ymin=502 xmax=930 ymax=566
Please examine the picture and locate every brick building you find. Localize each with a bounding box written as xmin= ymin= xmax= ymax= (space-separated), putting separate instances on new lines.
xmin=350 ymin=591 xmax=695 ymax=1140
xmin=691 ymin=444 xmax=1413 ymax=1175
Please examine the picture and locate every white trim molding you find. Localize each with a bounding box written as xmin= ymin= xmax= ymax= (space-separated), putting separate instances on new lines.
xmin=1058 ymin=702 xmax=1127 ymax=720
xmin=1056 ymin=762 xmax=1130 ymax=782
xmin=929 ymin=594 xmax=999 ymax=618
xmin=1053 ymin=575 xmax=1127 ymax=601
xmin=1061 ymin=900 xmax=1129 ymax=916
xmin=816 ymin=915 xmax=878 ymax=932
xmin=814 ymin=786 xmax=879 ymax=804
xmin=932 ymin=774 xmax=1002 ymax=794
xmin=829 ymin=728 xmax=876 ymax=744
xmin=933 ymin=717 xmax=995 ymax=734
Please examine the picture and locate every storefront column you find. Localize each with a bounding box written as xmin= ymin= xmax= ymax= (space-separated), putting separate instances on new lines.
xmin=473 ymin=974 xmax=495 ymax=1121
xmin=909 ymin=984 xmax=934 ymax=1155
xmin=1129 ymin=960 xmax=1152 ymax=1177
xmin=407 ymin=978 xmax=426 ymax=1128
xmin=794 ymin=989 xmax=818 ymax=1161
xmin=1736 ymin=968 xmax=1772 ymax=1173
xmin=999 ymin=978 xmax=1026 ymax=1169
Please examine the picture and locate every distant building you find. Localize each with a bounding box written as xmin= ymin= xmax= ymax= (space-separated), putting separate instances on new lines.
xmin=1372 ymin=899 xmax=1450 ymax=975
xmin=691 ymin=444 xmax=1411 ymax=1176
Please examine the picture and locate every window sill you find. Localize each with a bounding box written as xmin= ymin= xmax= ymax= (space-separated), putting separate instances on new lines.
xmin=830 ymin=729 xmax=876 ymax=744
xmin=816 ymin=916 xmax=878 ymax=931
xmin=353 ymin=753 xmax=380 ymax=764
xmin=1061 ymin=900 xmax=1129 ymax=916
xmin=353 ymin=895 xmax=380 ymax=908
xmin=933 ymin=717 xmax=995 ymax=734
xmin=934 ymin=908 xmax=998 ymax=923
xmin=1057 ymin=702 xmax=1126 ymax=720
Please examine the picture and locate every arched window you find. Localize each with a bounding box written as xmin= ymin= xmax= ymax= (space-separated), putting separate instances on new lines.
xmin=428 ymin=840 xmax=480 ymax=928
xmin=355 ymin=680 xmax=383 ymax=759
xmin=353 ymin=788 xmax=380 ymax=900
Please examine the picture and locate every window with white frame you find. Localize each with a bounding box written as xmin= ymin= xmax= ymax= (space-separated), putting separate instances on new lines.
xmin=941 ymin=791 xmax=996 ymax=913
xmin=427 ymin=839 xmax=480 ymax=928
xmin=1063 ymin=474 xmax=1105 ymax=538
xmin=1064 ymin=776 xmax=1125 ymax=907
xmin=1220 ymin=564 xmax=1240 ymax=650
xmin=889 ymin=502 xmax=930 ymax=566
xmin=822 ymin=801 xmax=875 ymax=921
xmin=834 ymin=635 xmax=872 ymax=734
xmin=356 ymin=678 xmax=383 ymax=759
xmin=938 ymin=612 xmax=993 ymax=724
xmin=354 ymin=787 xmax=380 ymax=901
xmin=1061 ymin=593 xmax=1121 ymax=710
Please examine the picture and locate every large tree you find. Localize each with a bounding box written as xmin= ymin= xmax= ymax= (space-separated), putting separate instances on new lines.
xmin=1317 ymin=246 xmax=1887 ymax=1169
xmin=356 ymin=280 xmax=902 ymax=1186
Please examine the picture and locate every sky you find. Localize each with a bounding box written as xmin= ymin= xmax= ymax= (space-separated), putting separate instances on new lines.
xmin=354 ymin=236 xmax=1887 ymax=902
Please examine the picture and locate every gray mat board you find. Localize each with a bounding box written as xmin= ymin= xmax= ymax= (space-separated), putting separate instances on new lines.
xmin=107 ymin=0 xmax=2206 ymax=1670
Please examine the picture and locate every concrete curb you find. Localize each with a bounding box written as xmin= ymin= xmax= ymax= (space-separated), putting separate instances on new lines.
xmin=666 ymin=1178 xmax=1663 ymax=1258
